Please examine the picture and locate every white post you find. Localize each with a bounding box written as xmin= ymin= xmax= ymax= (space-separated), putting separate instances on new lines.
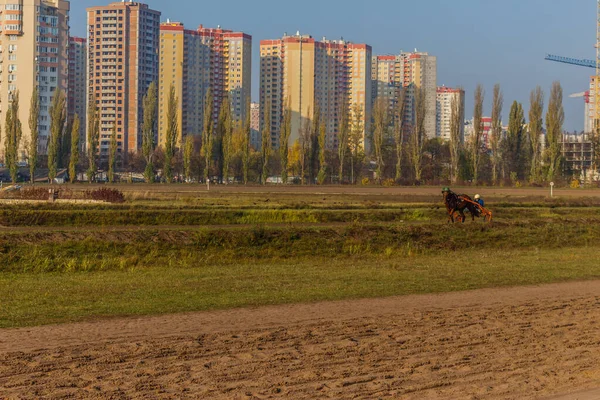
xmin=550 ymin=182 xmax=555 ymax=198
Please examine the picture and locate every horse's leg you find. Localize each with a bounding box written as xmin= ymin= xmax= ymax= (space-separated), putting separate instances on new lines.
xmin=448 ymin=209 xmax=455 ymax=223
xmin=459 ymin=209 xmax=466 ymax=223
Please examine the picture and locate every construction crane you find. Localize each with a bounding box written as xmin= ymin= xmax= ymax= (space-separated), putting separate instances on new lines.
xmin=544 ymin=1 xmax=600 ymax=124
xmin=570 ymin=92 xmax=589 ymax=98
xmin=544 ymin=1 xmax=600 ymax=183
xmin=545 ymin=1 xmax=600 ymax=71
xmin=545 ymin=54 xmax=597 ymax=69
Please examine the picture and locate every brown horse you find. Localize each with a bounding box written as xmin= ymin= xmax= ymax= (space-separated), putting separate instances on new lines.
xmin=443 ymin=190 xmax=480 ymax=223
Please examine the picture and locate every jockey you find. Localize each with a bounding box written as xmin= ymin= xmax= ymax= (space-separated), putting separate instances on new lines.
xmin=474 ymin=194 xmax=485 ymax=207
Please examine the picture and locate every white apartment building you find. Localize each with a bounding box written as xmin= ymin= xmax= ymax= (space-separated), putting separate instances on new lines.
xmin=436 ymin=86 xmax=465 ymax=141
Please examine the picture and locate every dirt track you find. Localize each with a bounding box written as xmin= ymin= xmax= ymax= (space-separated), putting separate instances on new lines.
xmin=27 ymin=183 xmax=600 ymax=198
xmin=2 ymin=281 xmax=600 ymax=399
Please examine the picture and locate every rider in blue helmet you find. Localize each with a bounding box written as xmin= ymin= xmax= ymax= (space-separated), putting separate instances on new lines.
xmin=474 ymin=194 xmax=484 ymax=208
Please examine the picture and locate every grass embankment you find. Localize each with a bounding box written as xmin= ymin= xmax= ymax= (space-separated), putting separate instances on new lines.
xmin=2 ymin=215 xmax=600 ymax=328
xmin=2 ymin=191 xmax=600 ymax=328
xmin=2 ymin=246 xmax=600 ymax=328
xmin=1 ymin=220 xmax=600 ymax=270
xmin=1 ymin=204 xmax=600 ymax=227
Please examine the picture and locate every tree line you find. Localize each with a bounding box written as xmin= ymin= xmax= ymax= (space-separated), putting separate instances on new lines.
xmin=1 ymin=80 xmax=595 ymax=186
xmin=455 ymin=81 xmax=567 ymax=186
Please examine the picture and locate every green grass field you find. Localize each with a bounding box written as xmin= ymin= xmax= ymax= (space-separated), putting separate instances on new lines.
xmin=1 ymin=186 xmax=599 ymax=328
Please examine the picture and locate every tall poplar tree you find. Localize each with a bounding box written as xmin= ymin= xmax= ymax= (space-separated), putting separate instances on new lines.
xmin=29 ymin=87 xmax=40 ymax=184
xmin=260 ymin=99 xmax=271 ymax=185
xmin=87 ymin=97 xmax=99 ymax=182
xmin=108 ymin=123 xmax=117 ymax=183
xmin=545 ymin=82 xmax=564 ymax=181
xmin=528 ymin=86 xmax=544 ymax=182
xmin=490 ymin=84 xmax=504 ymax=185
xmin=471 ymin=84 xmax=484 ymax=185
xmin=394 ymin=90 xmax=406 ymax=181
xmin=242 ymin=100 xmax=251 ymax=184
xmin=409 ymin=88 xmax=426 ymax=182
xmin=48 ymin=90 xmax=66 ymax=182
xmin=5 ymin=91 xmax=23 ymax=184
xmin=219 ymin=96 xmax=233 ymax=183
xmin=299 ymin=107 xmax=312 ymax=185
xmin=450 ymin=91 xmax=465 ymax=184
xmin=349 ymin=104 xmax=364 ymax=185
xmin=183 ymin=134 xmax=194 ymax=182
xmin=164 ymin=84 xmax=179 ymax=183
xmin=69 ymin=114 xmax=80 ymax=183
xmin=337 ymin=98 xmax=349 ymax=182
xmin=309 ymin=105 xmax=321 ymax=184
xmin=317 ymin=119 xmax=327 ymax=185
xmin=372 ymin=96 xmax=388 ymax=183
xmin=505 ymin=101 xmax=526 ymax=180
xmin=201 ymin=88 xmax=214 ymax=182
xmin=279 ymin=99 xmax=291 ymax=184
xmin=142 ymin=82 xmax=158 ymax=183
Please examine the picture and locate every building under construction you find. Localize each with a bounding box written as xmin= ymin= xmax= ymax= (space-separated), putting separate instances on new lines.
xmin=545 ymin=1 xmax=600 ymax=183
xmin=561 ymin=132 xmax=596 ymax=180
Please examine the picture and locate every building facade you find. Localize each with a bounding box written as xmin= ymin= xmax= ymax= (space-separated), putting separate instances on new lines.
xmin=436 ymin=86 xmax=465 ymax=142
xmin=68 ymin=36 xmax=86 ymax=150
xmin=0 ymin=0 xmax=70 ymax=160
xmin=371 ymin=55 xmax=400 ymax=115
xmin=464 ymin=116 xmax=492 ymax=148
xmin=561 ymin=132 xmax=596 ymax=180
xmin=260 ymin=33 xmax=372 ymax=150
xmin=590 ymin=76 xmax=599 ymax=132
xmin=372 ymin=51 xmax=437 ymax=138
xmin=250 ymin=101 xmax=260 ymax=150
xmin=158 ymin=22 xmax=251 ymax=147
xmin=86 ymin=1 xmax=160 ymax=161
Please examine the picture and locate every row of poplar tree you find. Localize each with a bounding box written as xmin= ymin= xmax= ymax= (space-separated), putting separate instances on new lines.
xmin=2 ymin=88 xmax=80 ymax=184
xmin=368 ymin=81 xmax=585 ymax=186
xmin=3 ymin=80 xmax=593 ymax=185
xmin=133 ymin=80 xmax=583 ymax=186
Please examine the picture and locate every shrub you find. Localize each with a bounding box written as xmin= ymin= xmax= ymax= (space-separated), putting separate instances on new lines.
xmin=18 ymin=188 xmax=49 ymax=200
xmin=317 ymin=170 xmax=327 ymax=185
xmin=84 ymin=188 xmax=125 ymax=203
xmin=382 ymin=178 xmax=395 ymax=187
xmin=570 ymin=179 xmax=580 ymax=189
xmin=361 ymin=177 xmax=370 ymax=186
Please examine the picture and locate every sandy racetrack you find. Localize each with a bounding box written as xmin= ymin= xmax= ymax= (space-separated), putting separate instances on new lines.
xmin=2 ymin=281 xmax=600 ymax=399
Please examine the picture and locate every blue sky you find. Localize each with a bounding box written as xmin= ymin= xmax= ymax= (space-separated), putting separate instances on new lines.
xmin=71 ymin=0 xmax=595 ymax=131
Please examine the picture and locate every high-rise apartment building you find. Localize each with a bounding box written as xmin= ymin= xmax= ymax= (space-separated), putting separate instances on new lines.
xmin=86 ymin=1 xmax=160 ymax=161
xmin=371 ymin=55 xmax=401 ymax=114
xmin=372 ymin=51 xmax=437 ymax=138
xmin=436 ymin=86 xmax=465 ymax=142
xmin=464 ymin=116 xmax=492 ymax=148
xmin=260 ymin=33 xmax=372 ymax=149
xmin=158 ymin=22 xmax=251 ymax=147
xmin=68 ymin=36 xmax=86 ymax=149
xmin=250 ymin=101 xmax=260 ymax=150
xmin=0 ymin=0 xmax=70 ymax=160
